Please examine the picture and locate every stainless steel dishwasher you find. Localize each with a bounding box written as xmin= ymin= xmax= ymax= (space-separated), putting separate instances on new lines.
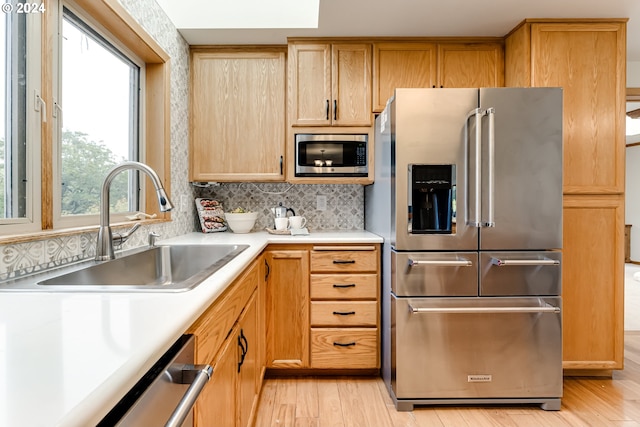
xmin=98 ymin=334 xmax=212 ymax=427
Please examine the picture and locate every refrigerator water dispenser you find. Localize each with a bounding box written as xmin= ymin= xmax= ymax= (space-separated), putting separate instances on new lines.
xmin=408 ymin=164 xmax=455 ymax=234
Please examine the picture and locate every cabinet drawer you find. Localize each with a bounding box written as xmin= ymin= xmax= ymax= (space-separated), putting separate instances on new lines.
xmin=310 ymin=274 xmax=378 ymax=300
xmin=310 ymin=301 xmax=377 ymax=326
xmin=311 ymin=328 xmax=378 ymax=369
xmin=310 ymin=247 xmax=377 ymax=272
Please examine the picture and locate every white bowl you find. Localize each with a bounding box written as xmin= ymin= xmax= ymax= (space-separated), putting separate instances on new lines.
xmin=224 ymin=212 xmax=258 ymax=233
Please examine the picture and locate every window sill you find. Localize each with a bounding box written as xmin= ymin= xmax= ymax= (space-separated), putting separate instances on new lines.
xmin=0 ymin=218 xmax=171 ymax=245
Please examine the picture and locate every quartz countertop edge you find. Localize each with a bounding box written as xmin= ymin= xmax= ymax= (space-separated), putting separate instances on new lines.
xmin=0 ymin=230 xmax=382 ymax=427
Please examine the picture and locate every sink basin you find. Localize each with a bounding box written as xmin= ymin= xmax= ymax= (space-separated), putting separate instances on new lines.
xmin=31 ymin=244 xmax=249 ymax=292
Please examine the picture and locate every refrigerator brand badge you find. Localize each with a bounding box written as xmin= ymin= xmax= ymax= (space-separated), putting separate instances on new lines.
xmin=468 ymin=375 xmax=492 ymax=383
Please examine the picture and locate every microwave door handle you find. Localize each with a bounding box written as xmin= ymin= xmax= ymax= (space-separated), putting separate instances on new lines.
xmin=466 ymin=108 xmax=483 ymax=227
xmin=483 ymin=107 xmax=496 ymax=228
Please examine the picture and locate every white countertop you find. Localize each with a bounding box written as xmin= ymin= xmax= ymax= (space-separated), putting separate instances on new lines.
xmin=0 ymin=230 xmax=382 ymax=427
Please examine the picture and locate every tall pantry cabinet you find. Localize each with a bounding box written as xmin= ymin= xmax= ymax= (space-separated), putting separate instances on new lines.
xmin=505 ymin=19 xmax=627 ymax=373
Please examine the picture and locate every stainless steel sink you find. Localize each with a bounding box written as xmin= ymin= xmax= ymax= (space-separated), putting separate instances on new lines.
xmin=0 ymin=244 xmax=248 ymax=292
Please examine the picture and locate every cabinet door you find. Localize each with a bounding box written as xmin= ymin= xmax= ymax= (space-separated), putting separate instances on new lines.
xmin=562 ymin=195 xmax=624 ymax=371
xmin=195 ymin=330 xmax=237 ymax=427
xmin=288 ymin=43 xmax=332 ymax=126
xmin=237 ymin=291 xmax=258 ymax=427
xmin=332 ymin=44 xmax=373 ymax=126
xmin=265 ymin=249 xmax=310 ymax=368
xmin=372 ymin=42 xmax=436 ymax=112
xmin=437 ymin=43 xmax=504 ymax=88
xmin=530 ymin=22 xmax=626 ymax=194
xmin=190 ymin=50 xmax=286 ymax=181
xmin=256 ymin=256 xmax=266 ymax=386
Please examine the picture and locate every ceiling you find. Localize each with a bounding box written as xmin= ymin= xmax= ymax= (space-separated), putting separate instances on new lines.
xmin=156 ymin=0 xmax=640 ymax=61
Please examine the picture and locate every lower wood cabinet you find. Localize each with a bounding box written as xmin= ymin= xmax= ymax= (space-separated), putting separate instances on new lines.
xmin=186 ymin=243 xmax=380 ymax=425
xmin=310 ymin=328 xmax=378 ymax=369
xmin=264 ymin=244 xmax=380 ymax=371
xmin=237 ymin=291 xmax=259 ymax=427
xmin=562 ymin=195 xmax=625 ymax=373
xmin=188 ymin=256 xmax=264 ymax=427
xmin=309 ymin=245 xmax=380 ymax=370
xmin=196 ymin=328 xmax=237 ymax=426
xmin=264 ymin=247 xmax=310 ymax=368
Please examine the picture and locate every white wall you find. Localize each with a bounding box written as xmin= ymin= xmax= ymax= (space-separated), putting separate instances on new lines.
xmin=626 ymin=61 xmax=640 ymax=260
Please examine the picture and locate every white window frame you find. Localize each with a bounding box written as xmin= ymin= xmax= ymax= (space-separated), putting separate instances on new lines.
xmin=0 ymin=12 xmax=42 ymax=234
xmin=52 ymin=0 xmax=147 ymax=229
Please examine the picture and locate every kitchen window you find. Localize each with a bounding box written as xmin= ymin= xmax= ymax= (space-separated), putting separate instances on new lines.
xmin=54 ymin=5 xmax=142 ymax=227
xmin=0 ymin=0 xmax=170 ymax=240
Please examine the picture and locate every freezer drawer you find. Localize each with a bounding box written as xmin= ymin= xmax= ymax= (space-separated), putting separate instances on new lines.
xmin=391 ymin=296 xmax=562 ymax=400
xmin=392 ymin=251 xmax=478 ymax=296
xmin=480 ymin=251 xmax=561 ymax=296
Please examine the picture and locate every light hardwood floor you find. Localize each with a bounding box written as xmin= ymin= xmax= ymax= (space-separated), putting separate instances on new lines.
xmin=253 ymin=332 xmax=640 ymax=426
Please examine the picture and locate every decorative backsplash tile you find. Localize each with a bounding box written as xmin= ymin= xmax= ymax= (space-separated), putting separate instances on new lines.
xmin=196 ymin=183 xmax=364 ymax=231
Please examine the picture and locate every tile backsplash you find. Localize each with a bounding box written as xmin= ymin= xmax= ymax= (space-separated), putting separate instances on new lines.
xmin=0 ymin=182 xmax=366 ymax=281
xmin=196 ymin=183 xmax=365 ymax=231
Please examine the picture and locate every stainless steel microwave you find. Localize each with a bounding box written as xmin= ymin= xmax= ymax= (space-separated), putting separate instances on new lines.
xmin=294 ymin=133 xmax=368 ymax=177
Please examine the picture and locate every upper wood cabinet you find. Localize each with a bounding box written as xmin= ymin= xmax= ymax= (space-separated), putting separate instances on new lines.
xmin=372 ymin=41 xmax=504 ymax=112
xmin=288 ymin=41 xmax=372 ymax=126
xmin=190 ymin=48 xmax=286 ymax=182
xmin=372 ymin=42 xmax=437 ymax=111
xmin=505 ymin=21 xmax=627 ymax=194
xmin=437 ymin=43 xmax=504 ymax=89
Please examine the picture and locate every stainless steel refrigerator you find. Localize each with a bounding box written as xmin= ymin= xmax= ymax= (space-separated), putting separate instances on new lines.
xmin=365 ymin=87 xmax=563 ymax=411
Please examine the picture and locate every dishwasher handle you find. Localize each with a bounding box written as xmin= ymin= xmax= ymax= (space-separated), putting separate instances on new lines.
xmin=165 ymin=364 xmax=213 ymax=427
xmin=408 ymin=304 xmax=561 ymax=314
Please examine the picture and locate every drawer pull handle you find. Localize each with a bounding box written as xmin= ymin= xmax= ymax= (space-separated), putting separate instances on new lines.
xmin=333 ymin=342 xmax=356 ymax=347
xmin=333 ymin=259 xmax=356 ymax=264
xmin=333 ymin=311 xmax=356 ymax=316
xmin=408 ymin=259 xmax=472 ymax=267
xmin=490 ymin=257 xmax=560 ymax=267
xmin=333 ymin=283 xmax=356 ymax=288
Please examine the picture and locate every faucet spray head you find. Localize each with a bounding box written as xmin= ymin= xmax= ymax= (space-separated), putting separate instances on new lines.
xmin=156 ymin=188 xmax=174 ymax=212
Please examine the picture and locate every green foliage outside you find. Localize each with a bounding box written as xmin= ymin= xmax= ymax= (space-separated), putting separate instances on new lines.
xmin=1 ymin=131 xmax=128 ymax=218
xmin=62 ymin=130 xmax=129 ymax=215
xmin=61 ymin=130 xmax=129 ymax=215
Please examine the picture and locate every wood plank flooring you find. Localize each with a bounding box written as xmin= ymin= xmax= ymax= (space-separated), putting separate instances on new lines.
xmin=253 ymin=332 xmax=640 ymax=427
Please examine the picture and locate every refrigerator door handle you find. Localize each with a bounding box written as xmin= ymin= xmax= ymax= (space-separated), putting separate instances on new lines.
xmin=466 ymin=107 xmax=484 ymax=227
xmin=490 ymin=258 xmax=561 ymax=267
xmin=407 ymin=259 xmax=473 ymax=267
xmin=407 ymin=304 xmax=561 ymax=314
xmin=483 ymin=107 xmax=496 ymax=228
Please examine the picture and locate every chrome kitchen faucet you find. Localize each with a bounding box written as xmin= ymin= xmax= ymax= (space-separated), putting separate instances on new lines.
xmin=95 ymin=161 xmax=174 ymax=261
